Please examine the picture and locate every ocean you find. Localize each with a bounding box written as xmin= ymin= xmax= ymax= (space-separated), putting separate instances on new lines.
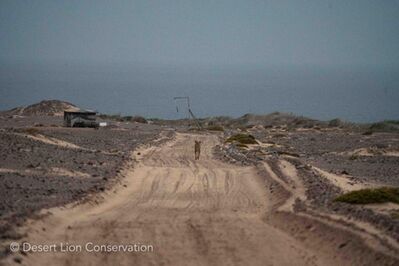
xmin=1 ymin=63 xmax=398 ymax=123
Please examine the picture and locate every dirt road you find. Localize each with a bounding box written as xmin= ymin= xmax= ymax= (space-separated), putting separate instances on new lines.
xmin=7 ymin=133 xmax=379 ymax=265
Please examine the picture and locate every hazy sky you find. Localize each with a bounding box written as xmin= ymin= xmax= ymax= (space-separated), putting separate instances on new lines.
xmin=1 ymin=0 xmax=398 ymax=67
xmin=1 ymin=1 xmax=398 ymax=122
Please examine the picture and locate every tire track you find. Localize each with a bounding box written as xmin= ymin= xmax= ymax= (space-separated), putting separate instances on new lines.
xmin=14 ymin=133 xmax=323 ymax=266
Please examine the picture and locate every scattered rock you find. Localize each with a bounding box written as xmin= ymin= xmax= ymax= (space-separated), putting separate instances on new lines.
xmin=13 ymin=256 xmax=22 ymax=264
xmin=338 ymin=241 xmax=349 ymax=249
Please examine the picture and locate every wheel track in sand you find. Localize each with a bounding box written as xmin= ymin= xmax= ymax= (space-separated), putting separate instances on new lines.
xmin=5 ymin=132 xmax=397 ymax=266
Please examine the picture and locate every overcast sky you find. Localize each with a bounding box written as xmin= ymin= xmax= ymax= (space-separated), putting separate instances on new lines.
xmin=1 ymin=1 xmax=398 ymax=122
xmin=1 ymin=0 xmax=399 ymax=67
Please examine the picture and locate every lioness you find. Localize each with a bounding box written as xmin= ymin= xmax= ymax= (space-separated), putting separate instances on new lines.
xmin=194 ymin=140 xmax=201 ymax=160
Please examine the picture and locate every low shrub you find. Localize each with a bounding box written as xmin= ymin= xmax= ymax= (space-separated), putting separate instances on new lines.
xmin=131 ymin=116 xmax=147 ymax=124
xmin=95 ymin=114 xmax=149 ymax=123
xmin=369 ymin=121 xmax=399 ymax=132
xmin=226 ymin=134 xmax=257 ymax=144
xmin=391 ymin=211 xmax=399 ymax=220
xmin=362 ymin=130 xmax=373 ymax=135
xmin=328 ymin=118 xmax=343 ymax=127
xmin=334 ymin=187 xmax=399 ymax=204
xmin=349 ymin=154 xmax=359 ymax=160
xmin=384 ymin=120 xmax=399 ymax=125
xmin=21 ymin=127 xmax=40 ymax=135
xmin=206 ymin=125 xmax=224 ymax=131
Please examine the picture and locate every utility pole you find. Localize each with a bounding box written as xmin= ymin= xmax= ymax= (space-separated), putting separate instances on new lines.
xmin=173 ymin=96 xmax=202 ymax=129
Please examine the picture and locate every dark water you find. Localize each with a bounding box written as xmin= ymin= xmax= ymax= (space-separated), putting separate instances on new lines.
xmin=1 ymin=63 xmax=398 ymax=123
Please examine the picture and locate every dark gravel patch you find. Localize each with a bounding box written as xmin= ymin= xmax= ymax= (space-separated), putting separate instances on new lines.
xmin=0 ymin=131 xmax=122 ymax=177
xmin=314 ymin=154 xmax=399 ymax=186
xmin=215 ymin=129 xmax=399 ymax=243
xmin=253 ymin=129 xmax=399 ymax=186
xmin=0 ymin=122 xmax=166 ymax=250
xmin=0 ymin=115 xmax=63 ymax=129
xmin=40 ymin=125 xmax=161 ymax=153
xmin=274 ymin=156 xmax=399 ymax=243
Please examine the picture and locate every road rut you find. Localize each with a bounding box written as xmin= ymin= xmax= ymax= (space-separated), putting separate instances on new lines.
xmin=14 ymin=133 xmax=323 ymax=266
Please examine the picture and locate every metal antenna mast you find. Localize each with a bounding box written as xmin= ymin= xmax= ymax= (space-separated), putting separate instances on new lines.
xmin=173 ymin=96 xmax=202 ymax=129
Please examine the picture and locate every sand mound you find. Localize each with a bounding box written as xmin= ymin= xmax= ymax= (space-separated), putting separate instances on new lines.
xmin=2 ymin=100 xmax=80 ymax=117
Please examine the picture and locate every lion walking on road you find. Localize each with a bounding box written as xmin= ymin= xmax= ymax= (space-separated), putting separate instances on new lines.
xmin=194 ymin=140 xmax=201 ymax=160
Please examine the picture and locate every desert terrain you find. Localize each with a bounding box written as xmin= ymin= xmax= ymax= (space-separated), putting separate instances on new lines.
xmin=1 ymin=101 xmax=399 ymax=265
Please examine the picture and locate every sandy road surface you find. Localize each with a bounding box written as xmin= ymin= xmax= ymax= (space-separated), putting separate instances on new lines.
xmin=11 ymin=133 xmax=328 ymax=266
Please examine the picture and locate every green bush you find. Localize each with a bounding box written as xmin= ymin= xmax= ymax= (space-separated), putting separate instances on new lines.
xmin=206 ymin=125 xmax=224 ymax=131
xmin=98 ymin=113 xmax=123 ymax=121
xmin=384 ymin=120 xmax=399 ymax=125
xmin=131 ymin=116 xmax=147 ymax=123
xmin=328 ymin=118 xmax=343 ymax=127
xmin=349 ymin=154 xmax=359 ymax=160
xmin=101 ymin=115 xmax=147 ymax=123
xmin=226 ymin=134 xmax=257 ymax=144
xmin=391 ymin=211 xmax=399 ymax=220
xmin=123 ymin=116 xmax=133 ymax=121
xmin=369 ymin=121 xmax=399 ymax=132
xmin=334 ymin=187 xmax=399 ymax=204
